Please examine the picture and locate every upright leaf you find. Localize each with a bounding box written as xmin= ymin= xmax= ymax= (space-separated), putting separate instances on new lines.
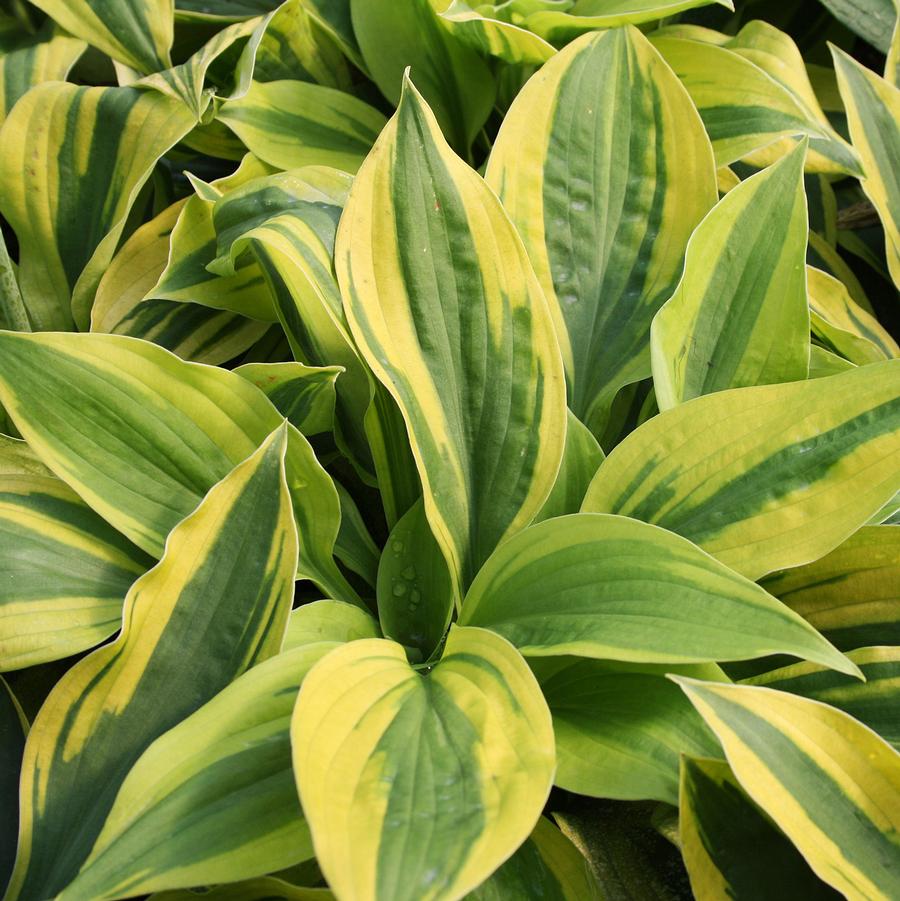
xmin=5 ymin=427 xmax=298 ymax=901
xmin=832 ymin=46 xmax=900 ymax=287
xmin=338 ymin=75 xmax=566 ymax=596
xmin=292 ymin=626 xmax=555 ymax=901
xmin=583 ymin=362 xmax=900 ymax=580
xmin=0 ymin=473 xmax=151 ymax=671
xmin=486 ymin=27 xmax=716 ymax=432
xmin=0 ymin=676 xmax=26 ymax=895
xmin=58 ymin=643 xmax=337 ymax=900
xmin=652 ymin=141 xmax=810 ymax=410
xmin=460 ymin=513 xmax=856 ymax=674
xmin=674 ymin=678 xmax=900 ymax=900
xmin=0 ymin=84 xmax=198 ymax=329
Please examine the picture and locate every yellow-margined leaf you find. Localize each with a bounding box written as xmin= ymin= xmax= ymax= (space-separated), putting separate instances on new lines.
xmin=652 ymin=141 xmax=810 ymax=410
xmin=282 ymin=599 xmax=381 ymax=651
xmin=745 ymin=646 xmax=900 ymax=748
xmin=217 ymin=79 xmax=387 ymax=173
xmin=0 ymin=473 xmax=151 ymax=671
xmin=0 ymin=331 xmax=358 ymax=604
xmin=760 ymin=526 xmax=900 ymax=650
xmin=91 ymin=199 xmax=268 ymax=365
xmin=486 ymin=26 xmax=716 ymax=433
xmin=679 ymin=756 xmax=840 ymax=901
xmin=338 ymin=74 xmax=566 ymax=597
xmin=5 ymin=426 xmax=298 ymax=901
xmin=151 ymin=880 xmax=332 ymax=901
xmin=582 ymin=362 xmax=900 ymax=580
xmin=0 ymin=23 xmax=85 ymax=124
xmin=28 ymin=0 xmax=173 ymax=72
xmin=438 ymin=2 xmax=555 ymax=64
xmin=832 ymin=45 xmax=900 ymax=288
xmin=460 ymin=513 xmax=856 ymax=674
xmin=673 ymin=678 xmax=900 ymax=900
xmin=292 ymin=626 xmax=555 ymax=901
xmin=58 ymin=642 xmax=338 ymax=900
xmin=0 ymin=83 xmax=198 ymax=330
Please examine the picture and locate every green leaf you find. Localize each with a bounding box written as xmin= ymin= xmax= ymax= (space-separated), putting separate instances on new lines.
xmin=460 ymin=513 xmax=856 ymax=674
xmin=351 ymin=0 xmax=495 ymax=154
xmin=5 ymin=426 xmax=298 ymax=901
xmin=486 ymin=26 xmax=716 ymax=432
xmin=467 ymin=816 xmax=600 ymax=900
xmin=525 ymin=0 xmax=734 ymax=42
xmin=0 ymin=23 xmax=85 ymax=124
xmin=91 ymin=198 xmax=267 ymax=365
xmin=0 ymin=473 xmax=151 ymax=671
xmin=816 ymin=0 xmax=895 ymax=52
xmin=377 ymin=498 xmax=453 ymax=662
xmin=28 ymin=0 xmax=173 ymax=72
xmin=582 ymin=361 xmax=900 ymax=580
xmin=760 ymin=526 xmax=900 ymax=651
xmin=0 ymin=83 xmax=198 ymax=330
xmin=292 ymin=626 xmax=555 ymax=901
xmin=0 ymin=331 xmax=357 ymax=605
xmin=831 ymin=46 xmax=900 ymax=288
xmin=745 ymin=646 xmax=900 ymax=748
xmin=1 ymin=676 xmax=26 ymax=895
xmin=679 ymin=756 xmax=840 ymax=901
xmin=283 ymin=599 xmax=381 ymax=651
xmin=535 ymin=658 xmax=722 ymax=804
xmin=236 ymin=361 xmax=340 ymax=435
xmin=217 ymin=79 xmax=387 ymax=173
xmin=151 ymin=880 xmax=332 ymax=901
xmin=338 ymin=75 xmax=566 ymax=597
xmin=438 ymin=2 xmax=556 ymax=64
xmin=652 ymin=141 xmax=810 ymax=410
xmin=58 ymin=643 xmax=337 ymax=900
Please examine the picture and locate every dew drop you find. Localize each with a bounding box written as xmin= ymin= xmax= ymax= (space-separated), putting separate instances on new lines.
xmin=391 ymin=539 xmax=404 ymax=553
xmin=393 ymin=581 xmax=408 ymax=597
xmin=402 ymin=565 xmax=416 ymax=580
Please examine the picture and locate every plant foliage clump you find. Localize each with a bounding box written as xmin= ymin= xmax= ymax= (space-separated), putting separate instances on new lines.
xmin=0 ymin=0 xmax=899 ymax=899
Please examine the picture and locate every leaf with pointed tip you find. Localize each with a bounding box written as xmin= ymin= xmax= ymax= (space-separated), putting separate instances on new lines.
xmin=583 ymin=362 xmax=900 ymax=580
xmin=292 ymin=626 xmax=555 ymax=901
xmin=339 ymin=76 xmax=566 ymax=597
xmin=5 ymin=427 xmax=298 ymax=901
xmin=652 ymin=142 xmax=810 ymax=410
xmin=460 ymin=513 xmax=856 ymax=674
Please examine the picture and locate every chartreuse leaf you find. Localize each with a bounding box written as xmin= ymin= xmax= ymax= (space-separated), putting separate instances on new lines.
xmin=832 ymin=46 xmax=900 ymax=288
xmin=150 ymin=155 xmax=278 ymax=323
xmin=91 ymin=200 xmax=267 ymax=365
xmin=1 ymin=676 xmax=26 ymax=895
xmin=0 ymin=473 xmax=151 ymax=671
xmin=468 ymin=816 xmax=600 ymax=900
xmin=438 ymin=2 xmax=555 ymax=64
xmin=652 ymin=142 xmax=810 ymax=410
xmin=0 ymin=84 xmax=198 ymax=330
xmin=808 ymin=346 xmax=856 ymax=378
xmin=0 ymin=332 xmax=357 ymax=605
xmin=649 ymin=36 xmax=834 ymax=170
xmin=761 ymin=526 xmax=900 ymax=650
xmin=0 ymin=24 xmax=85 ymax=124
xmin=339 ymin=75 xmax=566 ymax=597
xmin=745 ymin=647 xmax=900 ymax=748
xmin=28 ymin=0 xmax=173 ymax=72
xmin=377 ymin=498 xmax=453 ymax=662
xmin=486 ymin=27 xmax=716 ymax=432
xmin=583 ymin=362 xmax=900 ymax=580
xmin=217 ymin=80 xmax=387 ymax=173
xmin=58 ymin=642 xmax=338 ymax=900
xmin=235 ymin=361 xmax=340 ymax=435
xmin=535 ymin=411 xmax=604 ymax=522
xmin=351 ymin=0 xmax=495 ymax=154
xmin=283 ymin=599 xmax=380 ymax=651
xmin=5 ymin=426 xmax=298 ymax=901
xmin=673 ymin=678 xmax=900 ymax=900
xmin=460 ymin=513 xmax=856 ymax=674
xmin=292 ymin=626 xmax=555 ymax=901
xmin=525 ymin=0 xmax=734 ymax=42
xmin=679 ymin=756 xmax=839 ymax=901
xmin=533 ymin=658 xmax=723 ymax=804
xmin=808 ymin=266 xmax=899 ymax=366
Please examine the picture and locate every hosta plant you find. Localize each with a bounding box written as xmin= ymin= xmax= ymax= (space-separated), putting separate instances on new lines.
xmin=1 ymin=0 xmax=899 ymax=899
